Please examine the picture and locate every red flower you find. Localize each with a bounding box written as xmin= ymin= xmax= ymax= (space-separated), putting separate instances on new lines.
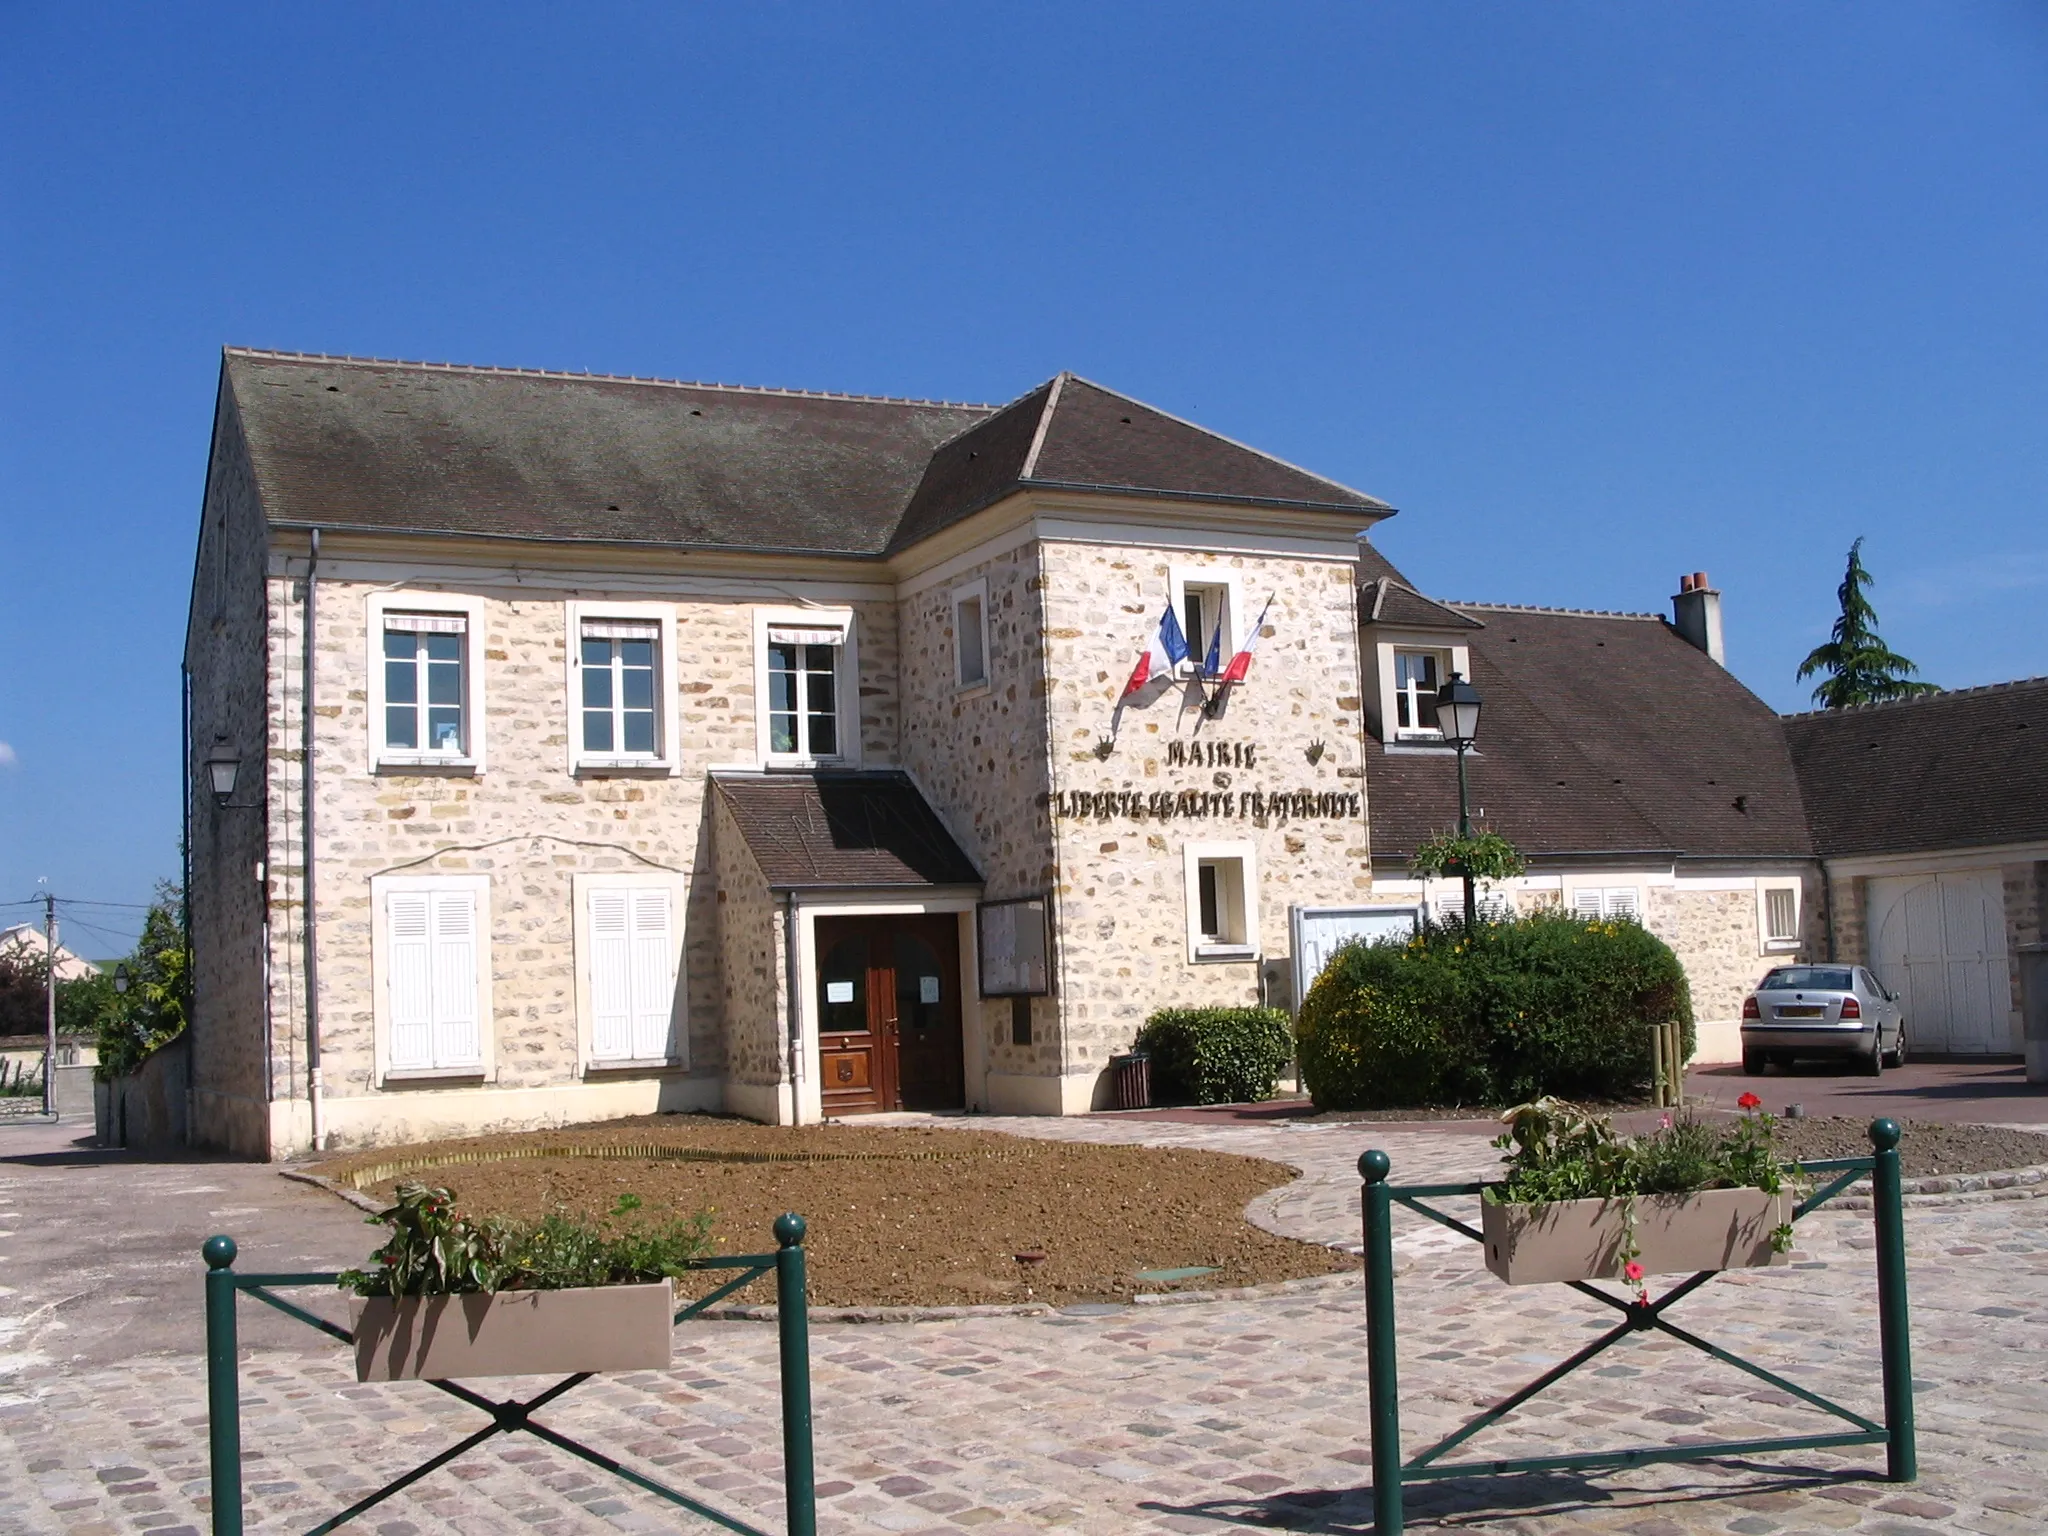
xmin=1623 ymin=1260 xmax=1644 ymax=1283
xmin=1738 ymin=1091 xmax=1762 ymax=1111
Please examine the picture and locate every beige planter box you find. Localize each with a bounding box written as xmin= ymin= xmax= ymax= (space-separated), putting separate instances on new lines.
xmin=350 ymin=1279 xmax=674 ymax=1381
xmin=1481 ymin=1187 xmax=1789 ymax=1285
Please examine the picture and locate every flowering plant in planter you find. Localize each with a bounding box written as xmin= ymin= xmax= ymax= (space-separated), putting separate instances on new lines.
xmin=337 ymin=1183 xmax=715 ymax=1296
xmin=1481 ymin=1093 xmax=1799 ymax=1298
xmin=336 ymin=1184 xmax=719 ymax=1383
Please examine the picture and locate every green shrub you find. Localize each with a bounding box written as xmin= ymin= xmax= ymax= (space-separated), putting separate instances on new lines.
xmin=1134 ymin=1006 xmax=1294 ymax=1105
xmin=1296 ymin=913 xmax=1694 ymax=1110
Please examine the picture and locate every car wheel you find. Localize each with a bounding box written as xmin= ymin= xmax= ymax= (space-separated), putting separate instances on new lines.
xmin=1862 ymin=1039 xmax=1884 ymax=1076
xmin=1885 ymin=1021 xmax=1908 ymax=1069
xmin=1742 ymin=1047 xmax=1766 ymax=1076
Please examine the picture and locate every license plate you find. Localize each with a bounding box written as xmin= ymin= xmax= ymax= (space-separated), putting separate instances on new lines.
xmin=1777 ymin=1005 xmax=1824 ymax=1018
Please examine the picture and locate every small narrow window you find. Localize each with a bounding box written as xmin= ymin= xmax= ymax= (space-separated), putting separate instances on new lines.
xmin=579 ymin=621 xmax=660 ymax=757
xmin=1186 ymin=843 xmax=1256 ymax=959
xmin=1181 ymin=583 xmax=1232 ymax=674
xmin=1393 ymin=649 xmax=1444 ymax=735
xmin=953 ymin=584 xmax=988 ymax=688
xmin=766 ymin=626 xmax=845 ymax=758
xmin=1761 ymin=884 xmax=1800 ymax=949
xmin=382 ymin=614 xmax=467 ymax=755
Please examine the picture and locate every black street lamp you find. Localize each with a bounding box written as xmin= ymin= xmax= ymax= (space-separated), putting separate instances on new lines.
xmin=113 ymin=963 xmax=131 ymax=997
xmin=1434 ymin=671 xmax=1483 ymax=921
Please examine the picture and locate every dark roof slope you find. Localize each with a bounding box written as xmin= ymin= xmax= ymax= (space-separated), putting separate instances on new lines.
xmin=1360 ymin=577 xmax=1485 ymax=631
xmin=1367 ymin=606 xmax=1814 ymax=863
xmin=714 ymin=772 xmax=982 ymax=889
xmin=224 ymin=353 xmax=1392 ymax=558
xmin=226 ymin=351 xmax=990 ymax=555
xmin=1784 ymin=678 xmax=2048 ymax=857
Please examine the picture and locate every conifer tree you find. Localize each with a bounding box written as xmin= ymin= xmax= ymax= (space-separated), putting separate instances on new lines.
xmin=1796 ymin=538 xmax=1939 ymax=708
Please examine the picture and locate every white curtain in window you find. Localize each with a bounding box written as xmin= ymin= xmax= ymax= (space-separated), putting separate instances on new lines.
xmin=387 ymin=890 xmax=481 ymax=1070
xmin=590 ymin=888 xmax=674 ymax=1060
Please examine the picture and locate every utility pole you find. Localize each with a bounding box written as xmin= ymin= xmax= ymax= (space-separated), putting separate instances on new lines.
xmin=42 ymin=890 xmax=58 ymax=1118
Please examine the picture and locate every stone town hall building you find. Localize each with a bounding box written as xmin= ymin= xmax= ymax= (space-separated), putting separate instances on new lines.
xmin=186 ymin=349 xmax=1836 ymax=1158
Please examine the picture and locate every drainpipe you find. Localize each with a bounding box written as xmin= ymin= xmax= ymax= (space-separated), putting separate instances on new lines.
xmin=181 ymin=661 xmax=193 ymax=1146
xmin=782 ymin=892 xmax=803 ymax=1125
xmin=304 ymin=529 xmax=323 ymax=1152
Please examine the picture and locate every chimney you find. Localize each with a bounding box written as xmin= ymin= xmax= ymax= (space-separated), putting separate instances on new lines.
xmin=1672 ymin=571 xmax=1725 ymax=666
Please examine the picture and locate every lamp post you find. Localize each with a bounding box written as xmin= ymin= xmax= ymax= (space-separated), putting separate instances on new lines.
xmin=205 ymin=752 xmax=242 ymax=807
xmin=1434 ymin=671 xmax=1483 ymax=922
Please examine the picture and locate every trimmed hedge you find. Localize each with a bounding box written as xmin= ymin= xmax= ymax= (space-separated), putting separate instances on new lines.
xmin=1296 ymin=913 xmax=1694 ymax=1110
xmin=1134 ymin=1006 xmax=1294 ymax=1106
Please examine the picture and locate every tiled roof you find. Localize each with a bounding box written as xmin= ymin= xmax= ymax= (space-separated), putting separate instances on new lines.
xmin=1783 ymin=677 xmax=2048 ymax=857
xmin=223 ymin=352 xmax=1391 ymax=558
xmin=1359 ymin=578 xmax=1485 ymax=631
xmin=1365 ymin=604 xmax=1814 ymax=864
xmin=714 ymin=772 xmax=983 ymax=889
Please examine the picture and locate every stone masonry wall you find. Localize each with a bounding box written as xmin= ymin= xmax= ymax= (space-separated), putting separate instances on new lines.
xmin=184 ymin=396 xmax=276 ymax=1156
xmin=275 ymin=573 xmax=899 ymax=1140
xmin=1038 ymin=544 xmax=1370 ymax=1083
xmin=896 ymin=542 xmax=1059 ymax=1081
xmin=713 ymin=790 xmax=785 ymax=1089
xmin=1643 ymin=874 xmax=1823 ymax=1033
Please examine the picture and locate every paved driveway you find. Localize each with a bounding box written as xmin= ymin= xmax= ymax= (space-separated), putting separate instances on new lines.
xmin=2 ymin=1115 xmax=2043 ymax=1535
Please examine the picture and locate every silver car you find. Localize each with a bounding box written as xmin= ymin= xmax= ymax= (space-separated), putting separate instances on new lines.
xmin=1740 ymin=964 xmax=1907 ymax=1076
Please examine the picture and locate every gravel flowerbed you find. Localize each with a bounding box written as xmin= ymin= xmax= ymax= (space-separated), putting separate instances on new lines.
xmin=311 ymin=1114 xmax=1349 ymax=1308
xmin=1769 ymin=1116 xmax=2048 ymax=1179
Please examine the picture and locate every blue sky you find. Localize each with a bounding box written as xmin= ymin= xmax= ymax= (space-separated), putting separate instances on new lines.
xmin=3 ymin=3 xmax=2044 ymax=951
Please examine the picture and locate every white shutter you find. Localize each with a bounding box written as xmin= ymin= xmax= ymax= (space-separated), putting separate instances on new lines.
xmin=1606 ymin=888 xmax=1640 ymax=920
xmin=387 ymin=893 xmax=434 ymax=1069
xmin=628 ymin=889 xmax=675 ymax=1060
xmin=1571 ymin=888 xmax=1604 ymax=919
xmin=429 ymin=892 xmax=481 ymax=1066
xmin=589 ymin=890 xmax=632 ymax=1060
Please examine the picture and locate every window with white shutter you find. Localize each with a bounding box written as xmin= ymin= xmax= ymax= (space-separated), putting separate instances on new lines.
xmin=587 ymin=886 xmax=676 ymax=1063
xmin=383 ymin=886 xmax=483 ymax=1073
xmin=1571 ymin=887 xmax=1641 ymax=920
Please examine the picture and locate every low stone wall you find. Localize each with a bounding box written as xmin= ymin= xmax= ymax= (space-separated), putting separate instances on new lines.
xmin=93 ymin=1037 xmax=190 ymax=1154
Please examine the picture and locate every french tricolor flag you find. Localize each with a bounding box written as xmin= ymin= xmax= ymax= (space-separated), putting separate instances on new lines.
xmin=1216 ymin=593 xmax=1275 ymax=686
xmin=1122 ymin=605 xmax=1190 ymax=696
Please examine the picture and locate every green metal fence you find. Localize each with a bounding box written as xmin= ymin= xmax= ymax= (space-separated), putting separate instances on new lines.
xmin=202 ymin=1212 xmax=817 ymax=1536
xmin=1359 ymin=1117 xmax=1916 ymax=1534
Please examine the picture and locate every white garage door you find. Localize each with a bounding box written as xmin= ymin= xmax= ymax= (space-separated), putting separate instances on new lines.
xmin=1868 ymin=871 xmax=2011 ymax=1054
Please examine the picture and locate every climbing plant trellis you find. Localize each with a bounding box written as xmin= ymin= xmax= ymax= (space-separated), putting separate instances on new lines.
xmin=1356 ymin=1118 xmax=1917 ymax=1534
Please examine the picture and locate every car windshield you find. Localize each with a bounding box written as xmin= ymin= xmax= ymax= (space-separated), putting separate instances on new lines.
xmin=1761 ymin=967 xmax=1855 ymax=992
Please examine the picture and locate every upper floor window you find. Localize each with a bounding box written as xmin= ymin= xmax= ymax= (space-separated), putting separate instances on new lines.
xmin=384 ymin=617 xmax=467 ymax=754
xmin=366 ymin=593 xmax=488 ymax=772
xmin=580 ymin=623 xmax=659 ymax=755
xmin=1392 ymin=648 xmax=1445 ymax=736
xmin=566 ymin=602 xmax=680 ymax=775
xmin=1168 ymin=566 xmax=1244 ymax=678
xmin=952 ymin=579 xmax=989 ymax=690
xmin=755 ymin=608 xmax=857 ymax=766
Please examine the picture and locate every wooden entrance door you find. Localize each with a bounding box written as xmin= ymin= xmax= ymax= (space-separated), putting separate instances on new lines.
xmin=814 ymin=913 xmax=965 ymax=1115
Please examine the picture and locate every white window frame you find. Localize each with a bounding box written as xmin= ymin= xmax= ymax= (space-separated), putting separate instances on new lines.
xmin=1183 ymin=840 xmax=1259 ymax=962
xmin=1568 ymin=884 xmax=1642 ymax=920
xmin=752 ymin=606 xmax=860 ymax=768
xmin=1758 ymin=878 xmax=1802 ymax=952
xmin=951 ymin=578 xmax=990 ymax=692
xmin=366 ymin=592 xmax=488 ymax=773
xmin=1369 ymin=636 xmax=1472 ymax=743
xmin=572 ymin=871 xmax=690 ymax=1073
xmin=369 ymin=872 xmax=494 ymax=1085
xmin=565 ymin=601 xmax=681 ymax=775
xmin=1169 ymin=565 xmax=1245 ymax=677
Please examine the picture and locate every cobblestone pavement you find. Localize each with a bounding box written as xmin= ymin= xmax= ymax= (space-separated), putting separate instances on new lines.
xmin=3 ymin=1115 xmax=2044 ymax=1535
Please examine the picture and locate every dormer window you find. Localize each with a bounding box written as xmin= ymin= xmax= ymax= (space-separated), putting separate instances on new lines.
xmin=1393 ymin=649 xmax=1448 ymax=737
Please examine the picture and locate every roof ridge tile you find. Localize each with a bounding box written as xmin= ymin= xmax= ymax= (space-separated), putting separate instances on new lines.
xmin=1447 ymin=600 xmax=1663 ymax=621
xmin=222 ymin=346 xmax=999 ymax=411
xmin=1780 ymin=673 xmax=2048 ymax=720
